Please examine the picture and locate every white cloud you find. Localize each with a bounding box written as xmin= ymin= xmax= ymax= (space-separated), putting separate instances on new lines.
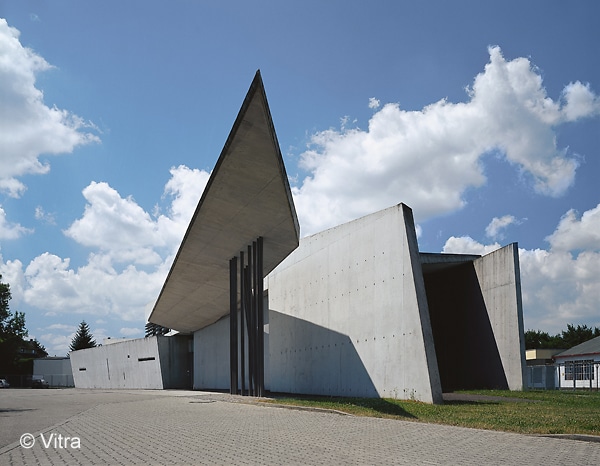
xmin=442 ymin=205 xmax=600 ymax=334
xmin=120 ymin=327 xmax=141 ymax=337
xmin=0 ymin=205 xmax=32 ymax=239
xmin=159 ymin=165 xmax=211 ymax=241
xmin=292 ymin=46 xmax=598 ymax=236
xmin=485 ymin=215 xmax=517 ymax=240
xmin=0 ymin=19 xmax=99 ymax=198
xmin=561 ymin=82 xmax=600 ymax=121
xmin=1 ymin=166 xmax=206 ymax=342
xmin=39 ymin=332 xmax=74 ymax=356
xmin=545 ymin=204 xmax=600 ymax=252
xmin=519 ymin=248 xmax=600 ymax=334
xmin=0 ymin=254 xmax=25 ymax=302
xmin=442 ymin=236 xmax=501 ymax=256
xmin=35 ymin=206 xmax=57 ymax=225
xmin=64 ymin=166 xmax=209 ymax=266
xmin=64 ymin=182 xmax=165 ymax=265
xmin=368 ymin=97 xmax=380 ymax=109
xmin=47 ymin=323 xmax=77 ymax=332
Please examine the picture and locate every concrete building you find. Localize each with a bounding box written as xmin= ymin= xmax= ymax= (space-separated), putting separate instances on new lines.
xmin=74 ymin=72 xmax=526 ymax=403
xmin=71 ymin=335 xmax=192 ymax=389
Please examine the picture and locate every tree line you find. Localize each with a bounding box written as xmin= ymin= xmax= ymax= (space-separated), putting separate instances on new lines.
xmin=525 ymin=324 xmax=600 ymax=350
xmin=0 ymin=274 xmax=47 ymax=377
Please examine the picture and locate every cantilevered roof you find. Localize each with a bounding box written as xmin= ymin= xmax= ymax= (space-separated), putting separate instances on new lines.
xmin=149 ymin=71 xmax=299 ymax=333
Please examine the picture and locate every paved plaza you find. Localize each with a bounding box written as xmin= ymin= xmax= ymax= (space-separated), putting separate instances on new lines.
xmin=1 ymin=389 xmax=599 ymax=465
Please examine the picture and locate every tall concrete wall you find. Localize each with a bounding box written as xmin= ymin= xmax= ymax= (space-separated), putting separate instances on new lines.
xmin=266 ymin=204 xmax=442 ymax=403
xmin=71 ymin=337 xmax=164 ymax=389
xmin=473 ymin=243 xmax=526 ymax=390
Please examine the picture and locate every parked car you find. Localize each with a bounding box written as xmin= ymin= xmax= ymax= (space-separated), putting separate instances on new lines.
xmin=31 ymin=377 xmax=50 ymax=388
xmin=0 ymin=379 xmax=9 ymax=388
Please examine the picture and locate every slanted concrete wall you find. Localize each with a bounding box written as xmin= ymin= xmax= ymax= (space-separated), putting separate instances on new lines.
xmin=71 ymin=337 xmax=163 ymax=389
xmin=474 ymin=243 xmax=526 ymax=390
xmin=424 ymin=244 xmax=525 ymax=392
xmin=266 ymin=203 xmax=442 ymax=403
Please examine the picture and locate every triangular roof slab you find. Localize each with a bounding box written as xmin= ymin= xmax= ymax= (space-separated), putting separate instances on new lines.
xmin=149 ymin=71 xmax=299 ymax=333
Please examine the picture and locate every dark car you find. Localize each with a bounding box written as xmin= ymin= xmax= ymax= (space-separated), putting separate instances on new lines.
xmin=31 ymin=378 xmax=50 ymax=388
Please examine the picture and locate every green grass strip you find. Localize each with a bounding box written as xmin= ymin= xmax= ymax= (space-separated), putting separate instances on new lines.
xmin=262 ymin=390 xmax=600 ymax=436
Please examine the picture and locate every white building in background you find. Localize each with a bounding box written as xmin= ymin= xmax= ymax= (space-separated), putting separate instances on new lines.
xmin=554 ymin=336 xmax=600 ymax=390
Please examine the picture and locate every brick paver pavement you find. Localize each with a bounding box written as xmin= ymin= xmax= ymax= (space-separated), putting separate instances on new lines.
xmin=1 ymin=389 xmax=599 ymax=465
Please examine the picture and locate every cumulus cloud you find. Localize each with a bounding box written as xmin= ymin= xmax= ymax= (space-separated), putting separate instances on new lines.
xmin=64 ymin=182 xmax=166 ymax=265
xmin=64 ymin=166 xmax=209 ymax=265
xmin=292 ymin=46 xmax=598 ymax=235
xmin=0 ymin=19 xmax=99 ymax=198
xmin=562 ymin=82 xmax=600 ymax=121
xmin=368 ymin=97 xmax=380 ymax=109
xmin=0 ymin=206 xmax=32 ymax=239
xmin=545 ymin=204 xmax=600 ymax=252
xmin=442 ymin=205 xmax=600 ymax=334
xmin=442 ymin=236 xmax=501 ymax=256
xmin=485 ymin=215 xmax=517 ymax=240
xmin=0 ymin=166 xmax=207 ymax=353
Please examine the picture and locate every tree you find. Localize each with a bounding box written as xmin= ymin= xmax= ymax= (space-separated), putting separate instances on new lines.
xmin=560 ymin=324 xmax=600 ymax=349
xmin=0 ymin=274 xmax=31 ymax=375
xmin=524 ymin=324 xmax=600 ymax=350
xmin=524 ymin=329 xmax=563 ymax=350
xmin=69 ymin=321 xmax=97 ymax=352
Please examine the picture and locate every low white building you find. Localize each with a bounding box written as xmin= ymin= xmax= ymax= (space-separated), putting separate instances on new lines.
xmin=554 ymin=336 xmax=600 ymax=390
xmin=71 ymin=335 xmax=192 ymax=389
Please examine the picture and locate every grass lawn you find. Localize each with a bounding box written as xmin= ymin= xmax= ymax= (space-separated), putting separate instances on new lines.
xmin=262 ymin=390 xmax=600 ymax=436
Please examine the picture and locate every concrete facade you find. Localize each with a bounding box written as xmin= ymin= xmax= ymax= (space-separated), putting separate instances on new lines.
xmin=191 ymin=204 xmax=526 ymax=403
xmin=71 ymin=335 xmax=192 ymax=389
xmin=266 ymin=203 xmax=441 ymax=403
xmin=423 ymin=243 xmax=526 ymax=392
xmin=76 ymin=74 xmax=526 ymax=403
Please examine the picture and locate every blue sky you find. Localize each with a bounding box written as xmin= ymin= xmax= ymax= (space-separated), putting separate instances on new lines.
xmin=1 ymin=1 xmax=598 ymax=355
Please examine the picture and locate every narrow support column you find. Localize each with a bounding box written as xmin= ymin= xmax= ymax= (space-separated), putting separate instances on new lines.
xmin=256 ymin=237 xmax=264 ymax=397
xmin=239 ymin=251 xmax=245 ymax=396
xmin=230 ymin=237 xmax=265 ymax=397
xmin=229 ymin=257 xmax=238 ymax=394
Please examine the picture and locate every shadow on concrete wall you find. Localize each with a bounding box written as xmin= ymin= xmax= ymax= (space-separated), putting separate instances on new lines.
xmin=159 ymin=335 xmax=193 ymax=389
xmin=269 ymin=310 xmax=378 ymax=398
xmin=424 ymin=263 xmax=508 ymax=392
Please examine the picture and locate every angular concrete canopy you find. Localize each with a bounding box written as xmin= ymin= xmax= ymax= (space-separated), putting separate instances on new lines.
xmin=149 ymin=71 xmax=299 ymax=333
